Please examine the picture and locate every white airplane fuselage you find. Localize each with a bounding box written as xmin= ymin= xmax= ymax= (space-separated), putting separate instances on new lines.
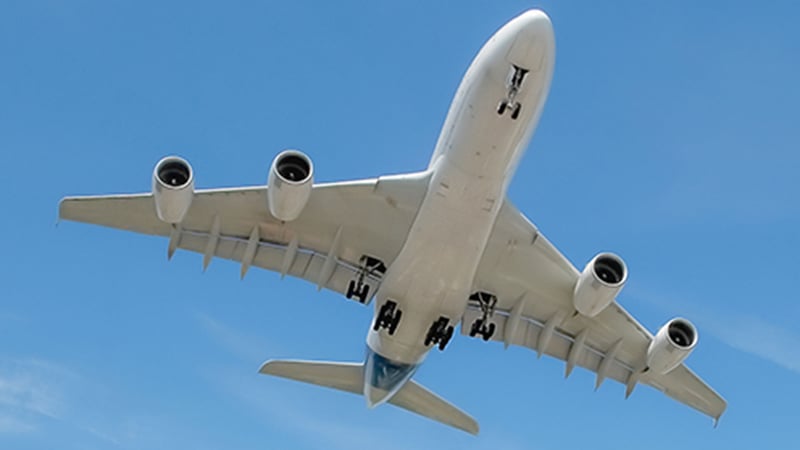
xmin=364 ymin=11 xmax=555 ymax=406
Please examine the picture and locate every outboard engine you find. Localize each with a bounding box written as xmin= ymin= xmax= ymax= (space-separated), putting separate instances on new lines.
xmin=152 ymin=156 xmax=194 ymax=224
xmin=267 ymin=150 xmax=314 ymax=221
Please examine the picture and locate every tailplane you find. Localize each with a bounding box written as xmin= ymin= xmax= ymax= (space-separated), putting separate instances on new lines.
xmin=259 ymin=359 xmax=479 ymax=435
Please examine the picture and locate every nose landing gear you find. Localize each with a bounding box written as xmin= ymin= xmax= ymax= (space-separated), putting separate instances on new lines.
xmin=468 ymin=291 xmax=497 ymax=341
xmin=497 ymin=65 xmax=528 ymax=120
xmin=424 ymin=316 xmax=455 ymax=351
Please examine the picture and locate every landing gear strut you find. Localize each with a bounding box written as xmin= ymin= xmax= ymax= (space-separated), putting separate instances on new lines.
xmin=497 ymin=65 xmax=528 ymax=120
xmin=468 ymin=291 xmax=497 ymax=341
xmin=346 ymin=255 xmax=386 ymax=303
xmin=424 ymin=316 xmax=454 ymax=351
xmin=373 ymin=300 xmax=402 ymax=335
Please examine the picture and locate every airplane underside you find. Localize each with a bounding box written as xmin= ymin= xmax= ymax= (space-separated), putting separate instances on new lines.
xmin=58 ymin=8 xmax=726 ymax=436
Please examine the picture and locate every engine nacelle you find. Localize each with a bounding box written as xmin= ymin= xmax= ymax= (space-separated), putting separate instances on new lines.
xmin=572 ymin=252 xmax=628 ymax=317
xmin=152 ymin=156 xmax=194 ymax=224
xmin=646 ymin=318 xmax=698 ymax=374
xmin=267 ymin=150 xmax=314 ymax=221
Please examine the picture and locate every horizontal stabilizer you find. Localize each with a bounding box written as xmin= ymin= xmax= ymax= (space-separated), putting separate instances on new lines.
xmin=391 ymin=379 xmax=479 ymax=435
xmin=258 ymin=359 xmax=479 ymax=435
xmin=259 ymin=359 xmax=362 ymax=394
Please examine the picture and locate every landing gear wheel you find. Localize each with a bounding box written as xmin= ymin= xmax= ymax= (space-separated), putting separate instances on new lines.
xmin=388 ymin=309 xmax=401 ymax=335
xmin=497 ymin=100 xmax=508 ymax=115
xmin=482 ymin=323 xmax=496 ymax=341
xmin=468 ymin=291 xmax=498 ymax=341
xmin=346 ymin=255 xmax=386 ymax=303
xmin=438 ymin=326 xmax=454 ymax=351
xmin=511 ymin=103 xmax=522 ymax=120
xmin=355 ymin=284 xmax=370 ymax=303
xmin=425 ymin=316 xmax=454 ymax=351
xmin=372 ymin=316 xmax=382 ymax=332
xmin=469 ymin=318 xmax=483 ymax=337
xmin=373 ymin=300 xmax=402 ymax=334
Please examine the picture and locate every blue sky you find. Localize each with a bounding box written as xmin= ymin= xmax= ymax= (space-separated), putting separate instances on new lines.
xmin=1 ymin=1 xmax=799 ymax=448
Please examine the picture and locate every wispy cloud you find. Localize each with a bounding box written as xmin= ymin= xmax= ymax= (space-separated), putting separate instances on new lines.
xmin=0 ymin=414 xmax=35 ymax=434
xmin=193 ymin=311 xmax=280 ymax=362
xmin=0 ymin=358 xmax=72 ymax=432
xmin=630 ymin=288 xmax=800 ymax=375
xmin=697 ymin=313 xmax=800 ymax=375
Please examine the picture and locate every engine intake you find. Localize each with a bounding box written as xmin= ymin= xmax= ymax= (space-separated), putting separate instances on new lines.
xmin=573 ymin=253 xmax=628 ymax=317
xmin=646 ymin=318 xmax=698 ymax=374
xmin=152 ymin=156 xmax=194 ymax=224
xmin=267 ymin=150 xmax=314 ymax=221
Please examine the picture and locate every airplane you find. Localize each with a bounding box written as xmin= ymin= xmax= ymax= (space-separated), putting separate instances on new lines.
xmin=59 ymin=9 xmax=726 ymax=435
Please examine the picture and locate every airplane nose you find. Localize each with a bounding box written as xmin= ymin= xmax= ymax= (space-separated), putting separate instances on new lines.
xmin=505 ymin=10 xmax=555 ymax=72
xmin=364 ymin=384 xmax=391 ymax=408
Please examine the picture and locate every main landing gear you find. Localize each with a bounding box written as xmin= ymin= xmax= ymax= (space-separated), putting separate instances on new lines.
xmin=346 ymin=255 xmax=387 ymax=303
xmin=468 ymin=291 xmax=497 ymax=341
xmin=424 ymin=316 xmax=455 ymax=351
xmin=497 ymin=64 xmax=528 ymax=120
xmin=373 ymin=300 xmax=402 ymax=335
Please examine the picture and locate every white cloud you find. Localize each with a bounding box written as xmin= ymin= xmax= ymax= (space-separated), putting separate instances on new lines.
xmin=194 ymin=311 xmax=280 ymax=363
xmin=699 ymin=313 xmax=800 ymax=375
xmin=629 ymin=288 xmax=800 ymax=376
xmin=0 ymin=358 xmax=72 ymax=426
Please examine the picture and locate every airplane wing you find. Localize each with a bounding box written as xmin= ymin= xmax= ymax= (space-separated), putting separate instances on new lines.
xmin=469 ymin=200 xmax=727 ymax=423
xmin=59 ymin=172 xmax=430 ymax=303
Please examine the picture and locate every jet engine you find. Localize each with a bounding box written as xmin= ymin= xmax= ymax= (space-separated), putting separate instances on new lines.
xmin=646 ymin=318 xmax=698 ymax=374
xmin=267 ymin=150 xmax=314 ymax=222
xmin=152 ymin=156 xmax=194 ymax=224
xmin=572 ymin=253 xmax=627 ymax=317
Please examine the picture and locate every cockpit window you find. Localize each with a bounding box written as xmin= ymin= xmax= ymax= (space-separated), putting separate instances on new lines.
xmin=365 ymin=349 xmax=418 ymax=391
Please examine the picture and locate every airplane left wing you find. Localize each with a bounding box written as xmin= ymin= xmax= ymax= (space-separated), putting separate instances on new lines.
xmin=59 ymin=172 xmax=430 ymax=302
xmin=470 ymin=200 xmax=727 ymax=422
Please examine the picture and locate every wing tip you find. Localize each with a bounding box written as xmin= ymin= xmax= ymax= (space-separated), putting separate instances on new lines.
xmin=57 ymin=197 xmax=73 ymax=221
xmin=258 ymin=359 xmax=281 ymax=375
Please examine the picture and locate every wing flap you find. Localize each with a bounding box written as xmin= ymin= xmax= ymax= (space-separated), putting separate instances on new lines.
xmin=177 ymin=230 xmax=379 ymax=297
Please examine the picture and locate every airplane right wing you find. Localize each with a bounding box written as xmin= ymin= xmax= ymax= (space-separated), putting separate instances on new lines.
xmin=468 ymin=200 xmax=727 ymax=423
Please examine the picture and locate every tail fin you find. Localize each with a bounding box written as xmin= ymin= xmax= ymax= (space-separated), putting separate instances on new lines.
xmin=259 ymin=359 xmax=479 ymax=435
